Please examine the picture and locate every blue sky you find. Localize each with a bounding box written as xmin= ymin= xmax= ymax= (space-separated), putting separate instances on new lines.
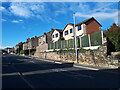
xmin=0 ymin=2 xmax=118 ymax=48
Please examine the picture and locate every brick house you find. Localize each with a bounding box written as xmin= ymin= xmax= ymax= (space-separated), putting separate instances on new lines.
xmin=36 ymin=29 xmax=54 ymax=52
xmin=23 ymin=42 xmax=28 ymax=50
xmin=30 ymin=36 xmax=38 ymax=50
xmin=52 ymin=29 xmax=63 ymax=42
xmin=63 ymin=17 xmax=102 ymax=40
xmin=22 ymin=36 xmax=38 ymax=51
xmin=26 ymin=38 xmax=31 ymax=50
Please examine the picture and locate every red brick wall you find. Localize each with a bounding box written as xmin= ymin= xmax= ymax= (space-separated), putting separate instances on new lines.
xmin=86 ymin=20 xmax=101 ymax=35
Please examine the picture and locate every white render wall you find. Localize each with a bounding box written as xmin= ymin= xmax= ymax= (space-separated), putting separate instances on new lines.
xmin=76 ymin=24 xmax=86 ymax=37
xmin=63 ymin=25 xmax=74 ymax=40
xmin=52 ymin=30 xmax=60 ymax=42
xmin=63 ymin=24 xmax=86 ymax=40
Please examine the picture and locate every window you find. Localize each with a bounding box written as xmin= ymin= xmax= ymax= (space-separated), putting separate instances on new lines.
xmin=56 ymin=33 xmax=58 ymax=37
xmin=70 ymin=28 xmax=73 ymax=33
xmin=65 ymin=30 xmax=68 ymax=35
xmin=78 ymin=25 xmax=81 ymax=31
xmin=53 ymin=35 xmax=54 ymax=38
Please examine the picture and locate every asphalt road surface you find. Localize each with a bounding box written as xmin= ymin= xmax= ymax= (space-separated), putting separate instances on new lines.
xmin=2 ymin=54 xmax=120 ymax=89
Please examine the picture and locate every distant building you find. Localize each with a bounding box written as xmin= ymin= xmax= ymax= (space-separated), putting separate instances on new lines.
xmin=23 ymin=36 xmax=38 ymax=50
xmin=23 ymin=42 xmax=28 ymax=50
xmin=4 ymin=47 xmax=14 ymax=53
xmin=14 ymin=42 xmax=23 ymax=53
xmin=36 ymin=29 xmax=54 ymax=52
xmin=30 ymin=36 xmax=38 ymax=50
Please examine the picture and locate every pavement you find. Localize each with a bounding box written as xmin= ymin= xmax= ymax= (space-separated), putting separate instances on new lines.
xmin=2 ymin=54 xmax=120 ymax=89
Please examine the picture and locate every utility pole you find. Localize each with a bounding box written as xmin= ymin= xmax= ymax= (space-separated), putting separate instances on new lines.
xmin=73 ymin=13 xmax=78 ymax=63
xmin=18 ymin=45 xmax=19 ymax=55
xmin=29 ymin=32 xmax=31 ymax=56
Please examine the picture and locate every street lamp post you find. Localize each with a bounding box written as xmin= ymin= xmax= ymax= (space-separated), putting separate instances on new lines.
xmin=18 ymin=45 xmax=19 ymax=55
xmin=29 ymin=32 xmax=31 ymax=56
xmin=73 ymin=13 xmax=78 ymax=63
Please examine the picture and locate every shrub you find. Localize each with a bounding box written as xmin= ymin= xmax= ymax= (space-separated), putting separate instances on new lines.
xmin=20 ymin=50 xmax=24 ymax=54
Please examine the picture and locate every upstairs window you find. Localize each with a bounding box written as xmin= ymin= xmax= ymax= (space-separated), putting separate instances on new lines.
xmin=78 ymin=25 xmax=81 ymax=31
xmin=56 ymin=33 xmax=58 ymax=37
xmin=53 ymin=35 xmax=54 ymax=38
xmin=65 ymin=30 xmax=68 ymax=35
xmin=70 ymin=28 xmax=73 ymax=33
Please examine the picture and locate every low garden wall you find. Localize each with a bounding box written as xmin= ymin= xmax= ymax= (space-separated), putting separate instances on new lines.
xmin=34 ymin=44 xmax=119 ymax=68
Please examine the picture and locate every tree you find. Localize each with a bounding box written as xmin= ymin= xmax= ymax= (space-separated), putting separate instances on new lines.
xmin=104 ymin=22 xmax=120 ymax=52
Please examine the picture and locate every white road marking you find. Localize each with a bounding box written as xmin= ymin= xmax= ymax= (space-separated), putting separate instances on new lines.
xmin=15 ymin=67 xmax=94 ymax=79
xmin=54 ymin=62 xmax=62 ymax=64
xmin=1 ymin=72 xmax=18 ymax=76
xmin=38 ymin=59 xmax=54 ymax=63
xmin=73 ymin=65 xmax=99 ymax=71
xmin=17 ymin=72 xmax=34 ymax=88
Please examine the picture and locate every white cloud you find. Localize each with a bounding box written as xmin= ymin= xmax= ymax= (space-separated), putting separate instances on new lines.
xmin=0 ymin=6 xmax=5 ymax=11
xmin=76 ymin=11 xmax=118 ymax=19
xmin=2 ymin=2 xmax=118 ymax=24
xmin=11 ymin=19 xmax=23 ymax=23
xmin=76 ymin=11 xmax=118 ymax=23
xmin=9 ymin=2 xmax=45 ymax=18
xmin=2 ymin=19 xmax=7 ymax=22
xmin=9 ymin=5 xmax=32 ymax=18
xmin=74 ymin=2 xmax=118 ymax=23
xmin=19 ymin=19 xmax=23 ymax=22
xmin=11 ymin=20 xmax=19 ymax=23
xmin=0 ymin=6 xmax=11 ymax=15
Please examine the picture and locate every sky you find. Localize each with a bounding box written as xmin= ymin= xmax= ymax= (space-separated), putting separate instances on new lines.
xmin=0 ymin=2 xmax=118 ymax=49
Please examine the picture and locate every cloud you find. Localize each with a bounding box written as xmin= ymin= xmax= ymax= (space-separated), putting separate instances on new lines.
xmin=76 ymin=11 xmax=118 ymax=20
xmin=2 ymin=19 xmax=7 ymax=22
xmin=0 ymin=6 xmax=5 ymax=11
xmin=55 ymin=10 xmax=66 ymax=16
xmin=0 ymin=6 xmax=11 ymax=15
xmin=9 ymin=4 xmax=32 ymax=18
xmin=11 ymin=20 xmax=19 ymax=23
xmin=9 ymin=2 xmax=45 ymax=18
xmin=19 ymin=19 xmax=23 ymax=22
xmin=2 ymin=2 xmax=118 ymax=24
xmin=74 ymin=2 xmax=118 ymax=23
xmin=11 ymin=19 xmax=23 ymax=23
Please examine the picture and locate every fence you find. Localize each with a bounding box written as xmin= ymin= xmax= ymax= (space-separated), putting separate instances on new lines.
xmin=48 ymin=31 xmax=103 ymax=50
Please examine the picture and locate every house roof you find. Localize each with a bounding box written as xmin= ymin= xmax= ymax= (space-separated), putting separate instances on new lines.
xmin=76 ymin=17 xmax=102 ymax=27
xmin=56 ymin=29 xmax=63 ymax=32
xmin=53 ymin=29 xmax=63 ymax=33
xmin=38 ymin=29 xmax=55 ymax=39
xmin=63 ymin=23 xmax=74 ymax=31
xmin=46 ymin=28 xmax=55 ymax=35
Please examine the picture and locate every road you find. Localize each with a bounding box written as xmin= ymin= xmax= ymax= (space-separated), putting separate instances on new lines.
xmin=2 ymin=54 xmax=120 ymax=89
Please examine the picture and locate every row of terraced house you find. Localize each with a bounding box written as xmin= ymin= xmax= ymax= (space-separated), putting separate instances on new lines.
xmin=14 ymin=17 xmax=102 ymax=54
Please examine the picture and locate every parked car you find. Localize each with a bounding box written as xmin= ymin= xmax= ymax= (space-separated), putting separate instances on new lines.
xmin=2 ymin=52 xmax=8 ymax=55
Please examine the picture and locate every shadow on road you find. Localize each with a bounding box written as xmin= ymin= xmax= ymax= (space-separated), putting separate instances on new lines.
xmin=2 ymin=54 xmax=120 ymax=88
